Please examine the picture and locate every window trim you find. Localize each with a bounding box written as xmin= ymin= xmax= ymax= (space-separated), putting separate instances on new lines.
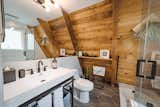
xmin=1 ymin=28 xmax=24 ymax=50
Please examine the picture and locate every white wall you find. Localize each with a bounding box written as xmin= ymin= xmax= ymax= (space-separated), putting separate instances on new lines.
xmin=0 ymin=45 xmax=4 ymax=107
xmin=2 ymin=56 xmax=82 ymax=80
xmin=34 ymin=41 xmax=46 ymax=59
xmin=2 ymin=50 xmax=26 ymax=63
xmin=0 ymin=0 xmax=4 ymax=105
xmin=1 ymin=41 xmax=46 ymax=63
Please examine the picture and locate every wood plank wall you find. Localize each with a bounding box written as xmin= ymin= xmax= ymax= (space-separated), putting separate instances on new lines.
xmin=116 ymin=0 xmax=142 ymax=84
xmin=34 ymin=26 xmax=59 ymax=57
xmin=49 ymin=0 xmax=113 ymax=56
xmin=35 ymin=0 xmax=144 ymax=85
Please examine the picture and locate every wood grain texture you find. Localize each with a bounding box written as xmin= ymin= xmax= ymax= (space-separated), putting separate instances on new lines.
xmin=111 ymin=0 xmax=119 ymax=84
xmin=79 ymin=56 xmax=112 ymax=81
xmin=34 ymin=27 xmax=52 ymax=58
xmin=116 ymin=0 xmax=142 ymax=85
xmin=34 ymin=0 xmax=144 ymax=85
xmin=61 ymin=8 xmax=79 ymax=52
xmin=48 ymin=1 xmax=114 ymax=57
xmin=34 ymin=25 xmax=59 ymax=57
xmin=70 ymin=1 xmax=114 ymax=57
xmin=37 ymin=18 xmax=59 ymax=57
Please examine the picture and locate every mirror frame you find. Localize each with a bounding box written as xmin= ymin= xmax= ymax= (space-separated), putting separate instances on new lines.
xmin=0 ymin=0 xmax=5 ymax=43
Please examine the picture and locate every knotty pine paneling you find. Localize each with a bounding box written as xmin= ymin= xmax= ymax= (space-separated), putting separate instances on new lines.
xmin=116 ymin=0 xmax=142 ymax=85
xmin=71 ymin=1 xmax=114 ymax=57
xmin=34 ymin=26 xmax=59 ymax=57
xmin=49 ymin=1 xmax=113 ymax=57
xmin=36 ymin=0 xmax=144 ymax=85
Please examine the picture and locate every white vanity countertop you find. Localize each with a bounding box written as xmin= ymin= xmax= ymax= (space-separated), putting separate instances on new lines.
xmin=3 ymin=67 xmax=76 ymax=107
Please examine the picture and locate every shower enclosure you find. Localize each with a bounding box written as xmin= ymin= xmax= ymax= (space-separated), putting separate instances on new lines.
xmin=133 ymin=0 xmax=160 ymax=107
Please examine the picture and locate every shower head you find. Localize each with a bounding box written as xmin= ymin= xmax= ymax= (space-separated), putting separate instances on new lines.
xmin=132 ymin=14 xmax=160 ymax=40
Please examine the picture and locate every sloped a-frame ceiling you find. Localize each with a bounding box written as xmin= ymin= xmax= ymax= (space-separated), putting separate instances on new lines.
xmin=4 ymin=0 xmax=104 ymax=26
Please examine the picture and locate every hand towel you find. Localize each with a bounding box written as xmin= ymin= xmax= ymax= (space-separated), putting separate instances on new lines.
xmin=52 ymin=86 xmax=64 ymax=107
xmin=38 ymin=94 xmax=52 ymax=107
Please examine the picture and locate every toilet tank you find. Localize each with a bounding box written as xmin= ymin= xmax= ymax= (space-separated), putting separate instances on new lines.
xmin=56 ymin=56 xmax=83 ymax=77
xmin=74 ymin=69 xmax=80 ymax=79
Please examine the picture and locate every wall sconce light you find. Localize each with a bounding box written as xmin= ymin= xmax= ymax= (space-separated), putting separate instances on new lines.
xmin=41 ymin=36 xmax=47 ymax=46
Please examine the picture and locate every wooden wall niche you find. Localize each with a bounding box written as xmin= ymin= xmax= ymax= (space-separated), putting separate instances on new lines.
xmin=79 ymin=57 xmax=112 ymax=81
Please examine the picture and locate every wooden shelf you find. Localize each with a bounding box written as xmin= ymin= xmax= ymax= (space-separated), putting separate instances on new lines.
xmin=78 ymin=56 xmax=112 ymax=61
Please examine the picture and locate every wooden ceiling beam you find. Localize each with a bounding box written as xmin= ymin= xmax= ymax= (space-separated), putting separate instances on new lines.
xmin=34 ymin=27 xmax=52 ymax=58
xmin=37 ymin=18 xmax=60 ymax=47
xmin=37 ymin=18 xmax=59 ymax=57
xmin=60 ymin=7 xmax=79 ymax=52
xmin=111 ymin=0 xmax=119 ymax=84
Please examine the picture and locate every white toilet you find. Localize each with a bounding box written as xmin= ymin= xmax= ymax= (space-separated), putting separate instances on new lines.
xmin=73 ymin=70 xmax=94 ymax=103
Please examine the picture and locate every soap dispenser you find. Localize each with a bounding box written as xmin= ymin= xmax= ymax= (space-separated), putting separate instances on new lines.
xmin=52 ymin=58 xmax=57 ymax=69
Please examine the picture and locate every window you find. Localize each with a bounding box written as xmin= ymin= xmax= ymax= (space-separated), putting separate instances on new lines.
xmin=27 ymin=33 xmax=34 ymax=50
xmin=1 ymin=29 xmax=23 ymax=50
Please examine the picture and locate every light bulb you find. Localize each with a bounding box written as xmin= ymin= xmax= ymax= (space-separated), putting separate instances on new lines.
xmin=45 ymin=7 xmax=50 ymax=12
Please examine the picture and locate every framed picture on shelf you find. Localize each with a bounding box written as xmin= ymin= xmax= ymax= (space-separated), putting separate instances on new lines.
xmin=60 ymin=48 xmax=65 ymax=56
xmin=100 ymin=50 xmax=110 ymax=59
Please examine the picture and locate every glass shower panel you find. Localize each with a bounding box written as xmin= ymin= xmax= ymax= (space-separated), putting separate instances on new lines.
xmin=134 ymin=0 xmax=160 ymax=107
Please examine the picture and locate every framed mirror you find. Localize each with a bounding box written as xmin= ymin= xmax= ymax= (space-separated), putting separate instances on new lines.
xmin=0 ymin=0 xmax=5 ymax=42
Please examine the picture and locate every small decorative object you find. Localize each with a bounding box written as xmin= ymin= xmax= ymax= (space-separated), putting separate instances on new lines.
xmin=3 ymin=67 xmax=16 ymax=84
xmin=78 ymin=51 xmax=83 ymax=56
xmin=85 ymin=67 xmax=92 ymax=80
xmin=100 ymin=49 xmax=110 ymax=59
xmin=60 ymin=48 xmax=65 ymax=56
xmin=18 ymin=69 xmax=25 ymax=78
xmin=73 ymin=52 xmax=76 ymax=55
xmin=52 ymin=58 xmax=57 ymax=69
xmin=83 ymin=52 xmax=89 ymax=56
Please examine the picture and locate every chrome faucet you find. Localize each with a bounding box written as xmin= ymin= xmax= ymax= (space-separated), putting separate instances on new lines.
xmin=38 ymin=60 xmax=43 ymax=73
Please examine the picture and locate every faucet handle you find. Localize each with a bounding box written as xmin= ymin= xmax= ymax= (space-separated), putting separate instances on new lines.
xmin=43 ymin=66 xmax=48 ymax=71
xmin=26 ymin=69 xmax=34 ymax=74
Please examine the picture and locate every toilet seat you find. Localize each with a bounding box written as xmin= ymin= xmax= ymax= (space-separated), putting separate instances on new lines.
xmin=74 ymin=78 xmax=94 ymax=91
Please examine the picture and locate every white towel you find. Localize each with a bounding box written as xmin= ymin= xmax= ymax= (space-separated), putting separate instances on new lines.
xmin=53 ymin=86 xmax=64 ymax=107
xmin=93 ymin=66 xmax=105 ymax=76
xmin=38 ymin=94 xmax=52 ymax=107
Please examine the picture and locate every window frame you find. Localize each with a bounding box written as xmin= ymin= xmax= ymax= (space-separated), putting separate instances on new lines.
xmin=1 ymin=28 xmax=24 ymax=50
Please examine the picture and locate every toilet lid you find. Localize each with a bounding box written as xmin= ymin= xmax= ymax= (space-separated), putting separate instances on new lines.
xmin=74 ymin=78 xmax=94 ymax=91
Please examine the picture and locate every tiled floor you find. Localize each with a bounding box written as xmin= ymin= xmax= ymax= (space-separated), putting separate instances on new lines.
xmin=74 ymin=83 xmax=120 ymax=107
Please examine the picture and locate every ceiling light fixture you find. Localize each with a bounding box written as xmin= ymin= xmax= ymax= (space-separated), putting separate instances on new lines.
xmin=33 ymin=0 xmax=59 ymax=12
